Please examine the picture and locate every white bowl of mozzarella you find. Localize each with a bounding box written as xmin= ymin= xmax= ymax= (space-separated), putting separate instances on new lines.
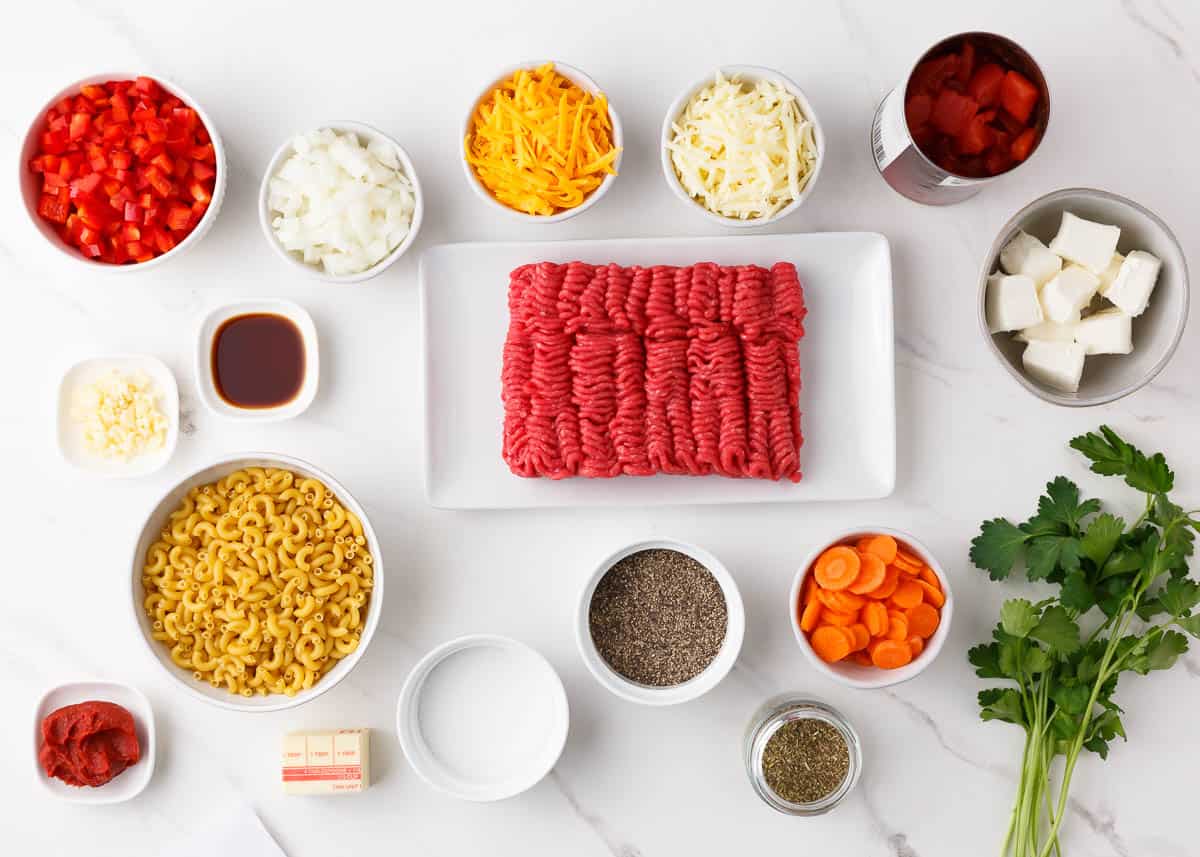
xmin=661 ymin=66 xmax=824 ymax=227
xmin=259 ymin=122 xmax=423 ymax=283
xmin=979 ymin=188 xmax=1189 ymax=406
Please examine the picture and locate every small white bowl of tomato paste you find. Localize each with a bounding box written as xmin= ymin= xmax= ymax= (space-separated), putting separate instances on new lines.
xmin=17 ymin=72 xmax=226 ymax=271
xmin=33 ymin=680 xmax=156 ymax=803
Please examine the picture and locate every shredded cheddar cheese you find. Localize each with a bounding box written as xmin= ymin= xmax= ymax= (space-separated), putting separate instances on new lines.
xmin=465 ymin=63 xmax=620 ymax=216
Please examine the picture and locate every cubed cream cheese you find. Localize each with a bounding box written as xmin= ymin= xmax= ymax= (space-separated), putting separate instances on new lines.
xmin=1022 ymin=340 xmax=1086 ymax=393
xmin=1073 ymin=308 xmax=1133 ymax=355
xmin=1040 ymin=265 xmax=1100 ymax=324
xmin=1099 ymin=249 xmax=1161 ymax=317
xmin=1048 ymin=212 xmax=1121 ymax=273
xmin=1097 ymin=253 xmax=1124 ymax=292
xmin=1015 ymin=320 xmax=1078 ymax=343
xmin=1000 ymin=230 xmax=1063 ymax=284
xmin=986 ymin=273 xmax=1043 ymax=333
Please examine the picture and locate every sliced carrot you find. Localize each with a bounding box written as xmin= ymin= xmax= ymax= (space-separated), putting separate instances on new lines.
xmin=799 ymin=599 xmax=823 ymax=632
xmin=862 ymin=601 xmax=888 ymax=637
xmin=891 ymin=579 xmax=924 ymax=610
xmin=907 ymin=602 xmax=941 ymax=638
xmin=811 ymin=625 xmax=852 ymax=662
xmin=919 ymin=566 xmax=941 ymax=589
xmin=886 ymin=609 xmax=909 ymax=641
xmin=813 ymin=546 xmax=861 ymax=591
xmin=866 ymin=565 xmax=901 ymax=600
xmin=851 ymin=650 xmax=873 ymax=667
xmin=801 ymin=574 xmax=816 ymax=605
xmin=818 ymin=588 xmax=865 ymax=613
xmin=893 ymin=548 xmax=925 ymax=573
xmin=872 ymin=639 xmax=913 ymax=669
xmin=916 ymin=579 xmax=946 ymax=608
xmin=849 ymin=623 xmax=871 ymax=651
xmin=821 ymin=607 xmax=859 ymax=627
xmin=908 ymin=635 xmax=925 ymax=658
xmin=847 ymin=552 xmax=887 ymax=595
xmin=862 ymin=534 xmax=898 ymax=564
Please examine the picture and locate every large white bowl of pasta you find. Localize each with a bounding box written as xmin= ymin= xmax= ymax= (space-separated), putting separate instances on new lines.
xmin=130 ymin=454 xmax=383 ymax=712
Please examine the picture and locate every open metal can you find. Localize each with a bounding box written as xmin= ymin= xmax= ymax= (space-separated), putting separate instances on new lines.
xmin=871 ymin=32 xmax=1050 ymax=205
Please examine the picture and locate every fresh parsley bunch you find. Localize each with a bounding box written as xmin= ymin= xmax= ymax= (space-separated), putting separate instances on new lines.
xmin=969 ymin=425 xmax=1198 ymax=857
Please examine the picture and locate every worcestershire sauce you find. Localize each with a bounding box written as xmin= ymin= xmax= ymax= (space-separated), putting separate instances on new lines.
xmin=212 ymin=314 xmax=305 ymax=408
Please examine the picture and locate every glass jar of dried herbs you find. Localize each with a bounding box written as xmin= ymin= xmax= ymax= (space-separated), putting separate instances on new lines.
xmin=744 ymin=696 xmax=862 ymax=815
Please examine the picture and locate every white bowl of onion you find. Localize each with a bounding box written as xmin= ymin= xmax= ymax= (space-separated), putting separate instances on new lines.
xmin=259 ymin=121 xmax=423 ymax=284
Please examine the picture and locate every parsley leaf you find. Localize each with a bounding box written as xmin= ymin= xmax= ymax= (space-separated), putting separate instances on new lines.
xmin=1029 ymin=605 xmax=1081 ymax=654
xmin=1025 ymin=535 xmax=1081 ymax=581
xmin=967 ymin=642 xmax=1005 ymax=678
xmin=1069 ymin=425 xmax=1175 ymax=494
xmin=1032 ymin=477 xmax=1100 ymax=533
xmin=1080 ymin=513 xmax=1125 ymax=567
xmin=1143 ymin=631 xmax=1188 ymax=672
xmin=1000 ymin=599 xmax=1040 ymax=638
xmin=1059 ymin=569 xmax=1096 ymax=613
xmin=1160 ymin=578 xmax=1200 ymax=618
xmin=978 ymin=688 xmax=1026 ymax=726
xmin=971 ymin=518 xmax=1027 ymax=581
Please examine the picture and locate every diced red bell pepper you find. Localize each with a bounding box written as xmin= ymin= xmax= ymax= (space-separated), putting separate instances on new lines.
xmin=966 ymin=63 xmax=1006 ymax=107
xmin=931 ymin=90 xmax=978 ymax=136
xmin=110 ymin=92 xmax=130 ymax=123
xmin=145 ymin=166 xmax=175 ymax=197
xmin=909 ymin=54 xmax=959 ymax=95
xmin=165 ymin=203 xmax=193 ymax=231
xmin=28 ymin=76 xmax=215 ymax=263
xmin=69 ymin=112 xmax=92 ymax=140
xmin=37 ymin=193 xmax=70 ymax=223
xmin=1011 ymin=127 xmax=1039 ymax=162
xmin=69 ymin=171 xmax=103 ymax=198
xmin=188 ymin=180 xmax=211 ymax=204
xmin=999 ymin=71 xmax=1039 ymax=123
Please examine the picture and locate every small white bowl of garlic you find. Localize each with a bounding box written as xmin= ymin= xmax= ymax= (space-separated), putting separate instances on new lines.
xmin=259 ymin=122 xmax=424 ymax=284
xmin=56 ymin=354 xmax=179 ymax=478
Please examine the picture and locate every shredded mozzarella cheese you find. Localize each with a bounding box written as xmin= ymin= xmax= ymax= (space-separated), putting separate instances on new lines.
xmin=71 ymin=369 xmax=167 ymax=460
xmin=667 ymin=73 xmax=818 ymax=220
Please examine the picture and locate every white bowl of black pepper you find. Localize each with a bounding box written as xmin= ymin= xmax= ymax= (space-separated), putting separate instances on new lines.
xmin=575 ymin=538 xmax=745 ymax=706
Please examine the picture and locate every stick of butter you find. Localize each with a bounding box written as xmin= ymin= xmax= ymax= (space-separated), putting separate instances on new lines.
xmin=282 ymin=729 xmax=370 ymax=795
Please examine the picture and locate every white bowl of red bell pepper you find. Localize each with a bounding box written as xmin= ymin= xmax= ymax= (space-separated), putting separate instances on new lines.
xmin=18 ymin=72 xmax=226 ymax=271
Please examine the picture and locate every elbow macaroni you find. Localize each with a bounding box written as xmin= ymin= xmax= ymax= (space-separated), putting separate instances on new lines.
xmin=142 ymin=467 xmax=374 ymax=697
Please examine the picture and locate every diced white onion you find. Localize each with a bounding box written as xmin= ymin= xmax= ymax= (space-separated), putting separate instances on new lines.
xmin=268 ymin=129 xmax=416 ymax=276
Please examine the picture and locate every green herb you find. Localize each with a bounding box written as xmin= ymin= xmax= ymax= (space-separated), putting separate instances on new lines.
xmin=969 ymin=425 xmax=1199 ymax=857
xmin=760 ymin=718 xmax=849 ymax=804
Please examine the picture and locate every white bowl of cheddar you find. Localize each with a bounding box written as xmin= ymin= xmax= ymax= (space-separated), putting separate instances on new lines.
xmin=461 ymin=60 xmax=622 ymax=223
xmin=661 ymin=66 xmax=825 ymax=227
xmin=979 ymin=188 xmax=1189 ymax=407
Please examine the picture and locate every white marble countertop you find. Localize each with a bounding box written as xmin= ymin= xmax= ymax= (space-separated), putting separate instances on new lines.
xmin=3 ymin=1 xmax=1199 ymax=854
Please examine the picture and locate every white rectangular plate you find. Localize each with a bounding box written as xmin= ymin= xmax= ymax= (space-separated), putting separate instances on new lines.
xmin=420 ymin=233 xmax=895 ymax=509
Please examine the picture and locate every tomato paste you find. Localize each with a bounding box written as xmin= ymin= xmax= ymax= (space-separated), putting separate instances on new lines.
xmin=39 ymin=701 xmax=141 ymax=787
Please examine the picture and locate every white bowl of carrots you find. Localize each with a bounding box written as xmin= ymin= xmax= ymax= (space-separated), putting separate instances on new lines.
xmin=789 ymin=528 xmax=953 ymax=690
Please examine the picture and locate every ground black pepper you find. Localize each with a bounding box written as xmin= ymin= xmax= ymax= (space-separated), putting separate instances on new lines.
xmin=760 ymin=718 xmax=850 ymax=804
xmin=588 ymin=548 xmax=727 ymax=686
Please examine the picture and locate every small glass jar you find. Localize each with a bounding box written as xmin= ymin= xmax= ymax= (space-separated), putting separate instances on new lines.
xmin=744 ymin=695 xmax=863 ymax=815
